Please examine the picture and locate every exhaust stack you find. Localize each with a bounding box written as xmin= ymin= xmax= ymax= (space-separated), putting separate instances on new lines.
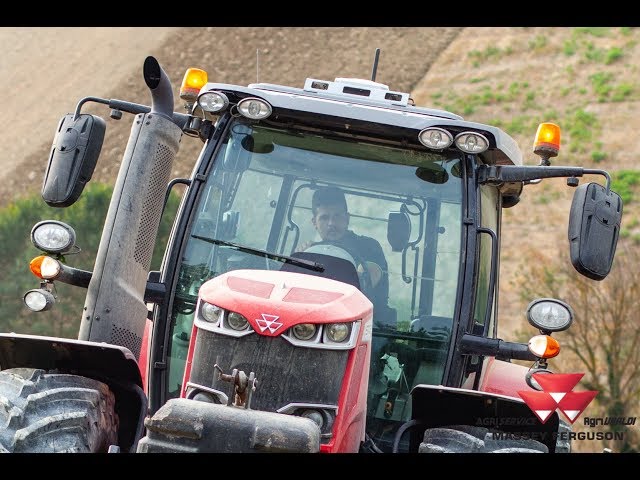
xmin=144 ymin=56 xmax=175 ymax=121
xmin=79 ymin=57 xmax=182 ymax=359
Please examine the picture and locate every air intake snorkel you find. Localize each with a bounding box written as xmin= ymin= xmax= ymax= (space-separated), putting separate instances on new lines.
xmin=143 ymin=56 xmax=175 ymax=121
xmin=79 ymin=57 xmax=183 ymax=359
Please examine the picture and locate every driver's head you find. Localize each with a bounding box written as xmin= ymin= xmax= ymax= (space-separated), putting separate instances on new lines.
xmin=311 ymin=186 xmax=350 ymax=242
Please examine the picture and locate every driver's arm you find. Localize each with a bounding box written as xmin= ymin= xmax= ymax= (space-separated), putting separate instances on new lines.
xmin=360 ymin=261 xmax=383 ymax=287
xmin=361 ymin=237 xmax=388 ymax=290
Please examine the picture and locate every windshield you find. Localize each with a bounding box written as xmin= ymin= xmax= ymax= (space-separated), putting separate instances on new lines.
xmin=166 ymin=119 xmax=463 ymax=448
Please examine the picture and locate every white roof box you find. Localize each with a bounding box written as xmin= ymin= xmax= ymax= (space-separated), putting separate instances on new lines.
xmin=303 ymin=77 xmax=410 ymax=106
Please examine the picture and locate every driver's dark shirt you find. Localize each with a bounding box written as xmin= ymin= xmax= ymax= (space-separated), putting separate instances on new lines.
xmin=316 ymin=230 xmax=389 ymax=318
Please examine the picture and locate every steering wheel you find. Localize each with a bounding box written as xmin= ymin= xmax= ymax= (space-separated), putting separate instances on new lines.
xmin=304 ymin=241 xmax=373 ymax=292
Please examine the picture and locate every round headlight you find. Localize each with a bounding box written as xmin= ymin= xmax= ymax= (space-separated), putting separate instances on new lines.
xmin=197 ymin=91 xmax=229 ymax=113
xmin=454 ymin=132 xmax=489 ymax=154
xmin=527 ymin=298 xmax=574 ymax=332
xmin=24 ymin=289 xmax=55 ymax=312
xmin=227 ymin=311 xmax=249 ymax=331
xmin=325 ymin=323 xmax=350 ymax=343
xmin=237 ymin=97 xmax=272 ymax=120
xmin=292 ymin=323 xmax=317 ymax=341
xmin=200 ymin=302 xmax=223 ymax=323
xmin=418 ymin=127 xmax=453 ymax=149
xmin=31 ymin=220 xmax=76 ymax=254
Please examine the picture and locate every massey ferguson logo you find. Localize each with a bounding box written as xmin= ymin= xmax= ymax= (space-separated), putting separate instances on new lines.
xmin=255 ymin=314 xmax=283 ymax=334
xmin=518 ymin=373 xmax=598 ymax=425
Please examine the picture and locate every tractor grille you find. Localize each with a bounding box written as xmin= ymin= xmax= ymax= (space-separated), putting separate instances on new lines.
xmin=190 ymin=329 xmax=348 ymax=411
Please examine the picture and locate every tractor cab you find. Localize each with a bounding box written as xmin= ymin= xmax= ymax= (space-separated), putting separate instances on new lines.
xmin=149 ymin=76 xmax=506 ymax=452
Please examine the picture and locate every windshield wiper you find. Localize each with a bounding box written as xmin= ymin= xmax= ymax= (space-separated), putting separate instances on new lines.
xmin=192 ymin=235 xmax=325 ymax=272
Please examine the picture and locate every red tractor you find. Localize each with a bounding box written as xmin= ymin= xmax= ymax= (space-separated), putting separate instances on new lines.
xmin=0 ymin=54 xmax=622 ymax=453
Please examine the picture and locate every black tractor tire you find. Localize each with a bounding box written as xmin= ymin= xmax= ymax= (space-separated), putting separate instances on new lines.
xmin=0 ymin=368 xmax=119 ymax=453
xmin=554 ymin=419 xmax=572 ymax=453
xmin=419 ymin=425 xmax=548 ymax=453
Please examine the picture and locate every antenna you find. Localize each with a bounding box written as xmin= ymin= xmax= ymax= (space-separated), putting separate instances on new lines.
xmin=371 ymin=48 xmax=380 ymax=82
xmin=256 ymin=49 xmax=260 ymax=83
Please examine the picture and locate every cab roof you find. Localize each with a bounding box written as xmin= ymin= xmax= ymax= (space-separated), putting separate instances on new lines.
xmin=200 ymin=77 xmax=523 ymax=166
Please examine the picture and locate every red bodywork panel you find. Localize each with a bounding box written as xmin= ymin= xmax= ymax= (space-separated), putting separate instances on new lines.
xmin=182 ymin=269 xmax=373 ymax=453
xmin=477 ymin=357 xmax=537 ymax=397
xmin=138 ymin=318 xmax=152 ymax=394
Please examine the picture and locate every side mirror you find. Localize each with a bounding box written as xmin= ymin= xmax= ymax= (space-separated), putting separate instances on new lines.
xmin=415 ymin=164 xmax=448 ymax=184
xmin=568 ymin=182 xmax=623 ymax=280
xmin=241 ymin=134 xmax=274 ymax=154
xmin=42 ymin=113 xmax=105 ymax=207
xmin=387 ymin=211 xmax=411 ymax=252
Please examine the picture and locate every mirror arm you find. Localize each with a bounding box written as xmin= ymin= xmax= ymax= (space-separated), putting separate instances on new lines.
xmin=584 ymin=168 xmax=612 ymax=193
xmin=477 ymin=165 xmax=611 ymax=192
xmin=73 ymin=96 xmax=190 ymax=129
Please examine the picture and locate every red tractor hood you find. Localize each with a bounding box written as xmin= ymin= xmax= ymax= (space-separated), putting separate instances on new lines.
xmin=198 ymin=269 xmax=373 ymax=337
